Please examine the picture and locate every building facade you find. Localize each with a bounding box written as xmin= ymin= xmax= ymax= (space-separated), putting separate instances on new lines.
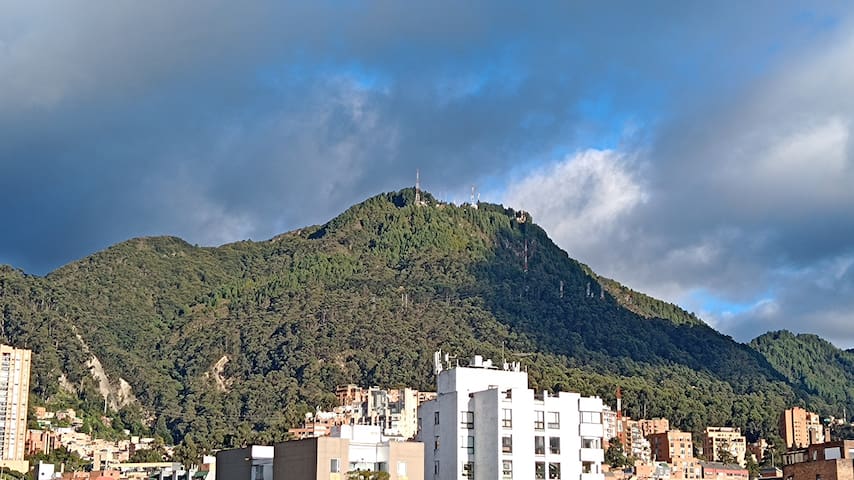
xmin=602 ymin=407 xmax=618 ymax=447
xmin=779 ymin=407 xmax=828 ymax=450
xmin=702 ymin=427 xmax=746 ymax=466
xmin=417 ymin=353 xmax=605 ymax=480
xmin=216 ymin=445 xmax=274 ymax=480
xmin=699 ymin=461 xmax=749 ymax=480
xmin=782 ymin=440 xmax=854 ymax=480
xmin=274 ymin=425 xmax=423 ymax=480
xmin=0 ymin=344 xmax=31 ymax=473
xmin=639 ymin=418 xmax=671 ymax=438
xmin=649 ymin=430 xmax=700 ymax=480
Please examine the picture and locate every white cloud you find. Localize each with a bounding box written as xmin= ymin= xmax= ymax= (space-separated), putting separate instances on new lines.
xmin=502 ymin=27 xmax=854 ymax=349
xmin=504 ymin=149 xmax=646 ymax=254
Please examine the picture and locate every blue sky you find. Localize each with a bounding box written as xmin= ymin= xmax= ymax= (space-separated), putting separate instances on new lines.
xmin=2 ymin=1 xmax=853 ymax=348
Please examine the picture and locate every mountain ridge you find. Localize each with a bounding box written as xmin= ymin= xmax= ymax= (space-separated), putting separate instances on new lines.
xmin=0 ymin=188 xmax=850 ymax=453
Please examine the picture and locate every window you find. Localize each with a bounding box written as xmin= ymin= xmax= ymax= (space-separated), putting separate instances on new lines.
xmin=397 ymin=462 xmax=407 ymax=476
xmin=254 ymin=465 xmax=266 ymax=480
xmin=583 ymin=462 xmax=596 ymax=473
xmin=502 ymin=435 xmax=513 ymax=454
xmin=549 ymin=462 xmax=561 ymax=479
xmin=330 ymin=458 xmax=340 ymax=473
xmin=535 ymin=436 xmax=545 ymax=455
xmin=463 ymin=462 xmax=474 ymax=478
xmin=461 ymin=411 xmax=474 ymax=429
xmin=434 ymin=436 xmax=440 ymax=451
xmin=580 ymin=411 xmax=601 ymax=423
xmin=535 ymin=462 xmax=546 ymax=479
xmin=502 ymin=408 xmax=513 ymax=428
xmin=434 ymin=411 xmax=440 ymax=425
xmin=547 ymin=411 xmax=560 ymax=429
xmin=434 ymin=461 xmax=440 ymax=475
xmin=582 ymin=437 xmax=600 ymax=449
xmin=463 ymin=435 xmax=474 ymax=454
xmin=535 ymin=410 xmax=545 ymax=430
xmin=550 ymin=436 xmax=561 ymax=454
xmin=502 ymin=460 xmax=513 ymax=479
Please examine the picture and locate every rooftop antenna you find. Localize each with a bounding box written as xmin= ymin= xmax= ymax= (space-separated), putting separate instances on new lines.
xmin=433 ymin=350 xmax=443 ymax=375
xmin=470 ymin=185 xmax=478 ymax=209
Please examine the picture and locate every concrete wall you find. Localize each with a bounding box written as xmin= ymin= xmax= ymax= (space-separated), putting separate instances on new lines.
xmin=216 ymin=446 xmax=273 ymax=480
xmin=215 ymin=448 xmax=251 ymax=480
xmin=389 ymin=441 xmax=424 ymax=480
xmin=275 ymin=438 xmax=318 ymax=480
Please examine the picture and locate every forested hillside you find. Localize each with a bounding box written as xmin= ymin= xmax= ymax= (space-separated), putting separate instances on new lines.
xmin=750 ymin=331 xmax=854 ymax=415
xmin=1 ymin=188 xmax=850 ymax=457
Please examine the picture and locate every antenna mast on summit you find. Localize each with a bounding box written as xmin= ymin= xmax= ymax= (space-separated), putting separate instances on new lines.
xmin=524 ymin=239 xmax=528 ymax=273
xmin=415 ymin=169 xmax=422 ymax=204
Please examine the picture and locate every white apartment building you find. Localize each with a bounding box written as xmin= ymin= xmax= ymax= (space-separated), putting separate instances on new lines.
xmin=417 ymin=353 xmax=605 ymax=480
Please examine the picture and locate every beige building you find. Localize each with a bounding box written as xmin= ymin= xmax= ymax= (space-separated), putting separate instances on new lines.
xmin=639 ymin=418 xmax=671 ymax=438
xmin=0 ymin=344 xmax=31 ymax=474
xmin=217 ymin=426 xmax=423 ymax=480
xmin=779 ymin=407 xmax=828 ymax=450
xmin=702 ymin=427 xmax=746 ymax=466
xmin=649 ymin=430 xmax=700 ymax=480
xmin=274 ymin=425 xmax=422 ymax=480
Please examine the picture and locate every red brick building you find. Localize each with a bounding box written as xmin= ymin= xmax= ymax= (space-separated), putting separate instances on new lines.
xmin=782 ymin=440 xmax=854 ymax=480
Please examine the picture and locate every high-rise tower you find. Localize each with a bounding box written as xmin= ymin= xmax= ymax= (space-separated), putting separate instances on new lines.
xmin=0 ymin=344 xmax=31 ymax=471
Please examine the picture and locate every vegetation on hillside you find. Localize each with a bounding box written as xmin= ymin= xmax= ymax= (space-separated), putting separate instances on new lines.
xmin=750 ymin=330 xmax=854 ymax=418
xmin=0 ymin=189 xmax=850 ymax=455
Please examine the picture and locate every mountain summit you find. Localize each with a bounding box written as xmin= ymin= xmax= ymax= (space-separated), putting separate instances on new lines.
xmin=0 ymin=188 xmax=849 ymax=450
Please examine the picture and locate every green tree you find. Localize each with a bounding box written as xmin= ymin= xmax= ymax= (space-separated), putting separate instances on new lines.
xmin=26 ymin=446 xmax=87 ymax=473
xmin=716 ymin=440 xmax=737 ymax=465
xmin=605 ymin=438 xmax=631 ymax=468
xmin=347 ymin=471 xmax=389 ymax=480
xmin=745 ymin=455 xmax=760 ymax=479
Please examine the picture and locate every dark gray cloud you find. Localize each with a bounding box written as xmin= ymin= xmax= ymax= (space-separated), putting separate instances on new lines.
xmin=2 ymin=1 xmax=853 ymax=348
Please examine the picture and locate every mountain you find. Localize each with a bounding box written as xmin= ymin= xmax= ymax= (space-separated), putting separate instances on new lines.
xmin=0 ymin=188 xmax=849 ymax=454
xmin=750 ymin=330 xmax=854 ymax=413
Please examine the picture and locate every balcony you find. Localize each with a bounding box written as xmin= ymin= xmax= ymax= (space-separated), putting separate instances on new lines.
xmin=581 ymin=473 xmax=605 ymax=480
xmin=580 ymin=448 xmax=604 ymax=463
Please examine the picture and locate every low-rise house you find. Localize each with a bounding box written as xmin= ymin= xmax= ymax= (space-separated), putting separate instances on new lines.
xmin=699 ymin=461 xmax=749 ymax=480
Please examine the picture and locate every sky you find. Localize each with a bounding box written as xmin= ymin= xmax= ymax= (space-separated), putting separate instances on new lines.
xmin=2 ymin=2 xmax=853 ymax=349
